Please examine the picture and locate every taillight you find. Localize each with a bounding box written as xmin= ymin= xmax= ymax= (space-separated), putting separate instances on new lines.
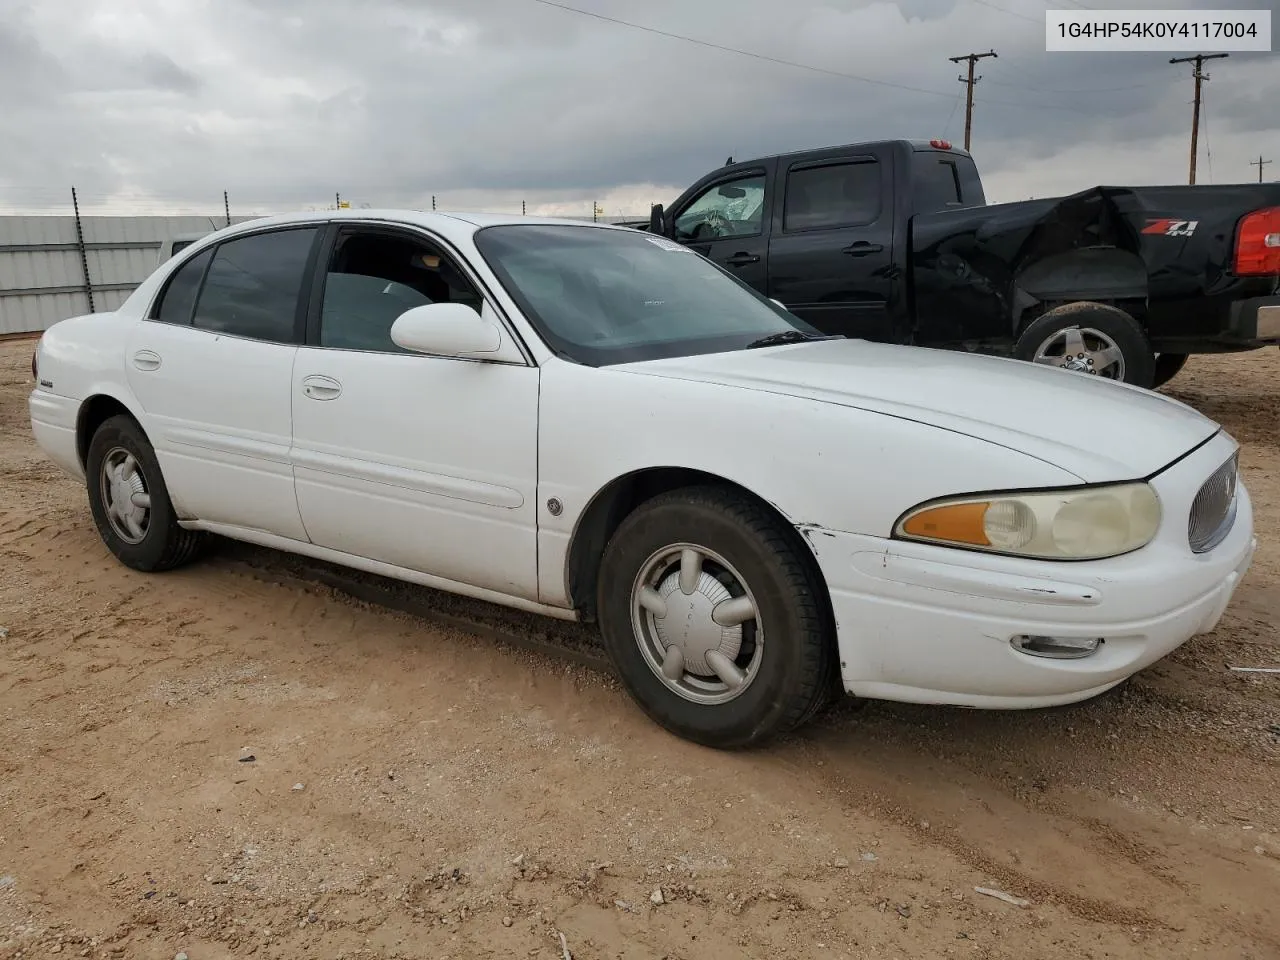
xmin=1234 ymin=206 xmax=1280 ymax=276
xmin=31 ymin=342 xmax=39 ymax=382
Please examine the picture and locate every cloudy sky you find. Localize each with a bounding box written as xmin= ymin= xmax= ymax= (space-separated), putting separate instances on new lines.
xmin=1 ymin=0 xmax=1276 ymax=217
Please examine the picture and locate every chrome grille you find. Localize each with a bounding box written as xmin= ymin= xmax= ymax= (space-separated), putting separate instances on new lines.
xmin=1188 ymin=453 xmax=1238 ymax=554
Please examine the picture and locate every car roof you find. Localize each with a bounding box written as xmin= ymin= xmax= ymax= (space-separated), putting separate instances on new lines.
xmin=214 ymin=208 xmax=629 ymax=246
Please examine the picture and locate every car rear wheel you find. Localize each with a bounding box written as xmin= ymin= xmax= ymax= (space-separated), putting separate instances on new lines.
xmin=86 ymin=414 xmax=203 ymax=572
xmin=596 ymin=485 xmax=835 ymax=749
xmin=1014 ymin=302 xmax=1155 ymax=388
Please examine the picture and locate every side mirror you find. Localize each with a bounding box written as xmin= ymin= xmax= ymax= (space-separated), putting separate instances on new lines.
xmin=649 ymin=203 xmax=666 ymax=235
xmin=390 ymin=302 xmax=503 ymax=357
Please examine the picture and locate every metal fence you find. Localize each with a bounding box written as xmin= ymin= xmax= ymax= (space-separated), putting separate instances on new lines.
xmin=0 ymin=215 xmax=258 ymax=336
xmin=0 ymin=210 xmax=645 ymax=336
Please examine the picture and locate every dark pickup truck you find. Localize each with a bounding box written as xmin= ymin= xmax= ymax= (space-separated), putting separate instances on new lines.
xmin=636 ymin=138 xmax=1280 ymax=388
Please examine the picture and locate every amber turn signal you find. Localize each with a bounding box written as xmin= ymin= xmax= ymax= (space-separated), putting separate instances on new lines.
xmin=900 ymin=501 xmax=992 ymax=546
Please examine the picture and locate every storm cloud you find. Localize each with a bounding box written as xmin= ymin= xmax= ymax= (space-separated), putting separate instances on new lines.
xmin=1 ymin=0 xmax=1276 ymax=216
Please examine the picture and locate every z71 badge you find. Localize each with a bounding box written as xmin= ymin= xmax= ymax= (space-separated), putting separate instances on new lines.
xmin=1142 ymin=218 xmax=1198 ymax=237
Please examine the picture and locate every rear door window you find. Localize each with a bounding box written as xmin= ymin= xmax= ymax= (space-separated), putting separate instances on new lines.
xmin=192 ymin=227 xmax=318 ymax=343
xmin=783 ymin=160 xmax=881 ymax=232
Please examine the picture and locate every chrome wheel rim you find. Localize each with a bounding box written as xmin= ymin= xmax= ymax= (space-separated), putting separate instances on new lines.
xmin=99 ymin=447 xmax=152 ymax=544
xmin=1032 ymin=326 xmax=1126 ymax=380
xmin=630 ymin=543 xmax=764 ymax=705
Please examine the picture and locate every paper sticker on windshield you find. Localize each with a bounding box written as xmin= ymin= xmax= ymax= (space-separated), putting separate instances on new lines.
xmin=646 ymin=236 xmax=693 ymax=253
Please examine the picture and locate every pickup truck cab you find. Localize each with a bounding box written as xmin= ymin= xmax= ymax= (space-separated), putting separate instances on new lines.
xmin=644 ymin=139 xmax=1280 ymax=388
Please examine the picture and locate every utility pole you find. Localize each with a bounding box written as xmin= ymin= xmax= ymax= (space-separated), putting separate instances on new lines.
xmin=223 ymin=190 xmax=230 ymax=227
xmin=1251 ymin=154 xmax=1272 ymax=183
xmin=949 ymin=49 xmax=997 ymax=152
xmin=1169 ymin=53 xmax=1228 ymax=185
xmin=335 ymin=191 xmax=341 ymax=209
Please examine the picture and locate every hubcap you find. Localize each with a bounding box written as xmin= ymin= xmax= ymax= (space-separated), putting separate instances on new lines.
xmin=630 ymin=544 xmax=763 ymax=705
xmin=1032 ymin=326 xmax=1126 ymax=380
xmin=99 ymin=447 xmax=152 ymax=544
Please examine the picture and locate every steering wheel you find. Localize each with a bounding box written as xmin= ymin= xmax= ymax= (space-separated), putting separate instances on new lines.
xmin=691 ymin=210 xmax=730 ymax=240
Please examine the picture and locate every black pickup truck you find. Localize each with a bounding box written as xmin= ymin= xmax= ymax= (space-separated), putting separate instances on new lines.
xmin=636 ymin=138 xmax=1280 ymax=388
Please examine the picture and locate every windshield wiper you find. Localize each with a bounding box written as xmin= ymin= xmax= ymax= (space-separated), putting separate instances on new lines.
xmin=744 ymin=330 xmax=843 ymax=349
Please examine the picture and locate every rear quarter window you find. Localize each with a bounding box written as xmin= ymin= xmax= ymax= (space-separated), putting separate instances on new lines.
xmin=911 ymin=154 xmax=986 ymax=213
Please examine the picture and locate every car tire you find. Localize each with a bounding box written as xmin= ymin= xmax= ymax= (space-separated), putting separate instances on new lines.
xmin=596 ymin=485 xmax=836 ymax=749
xmin=85 ymin=414 xmax=203 ymax=572
xmin=1014 ymin=302 xmax=1155 ymax=388
xmin=1151 ymin=352 xmax=1189 ymax=389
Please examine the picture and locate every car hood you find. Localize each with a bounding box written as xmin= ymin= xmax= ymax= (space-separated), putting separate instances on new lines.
xmin=612 ymin=339 xmax=1219 ymax=482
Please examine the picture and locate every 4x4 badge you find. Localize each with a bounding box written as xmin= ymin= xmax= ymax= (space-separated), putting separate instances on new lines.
xmin=1142 ymin=218 xmax=1198 ymax=237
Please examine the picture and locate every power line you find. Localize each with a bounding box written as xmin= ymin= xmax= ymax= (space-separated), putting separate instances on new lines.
xmin=528 ymin=0 xmax=1091 ymax=114
xmin=950 ymin=50 xmax=998 ymax=151
xmin=982 ymin=77 xmax=1163 ymax=95
xmin=528 ymin=0 xmax=957 ymax=98
xmin=968 ymin=0 xmax=1041 ymax=25
xmin=942 ymin=92 xmax=965 ymax=139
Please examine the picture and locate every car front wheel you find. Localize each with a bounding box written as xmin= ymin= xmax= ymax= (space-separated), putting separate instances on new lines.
xmin=596 ymin=486 xmax=836 ymax=749
xmin=85 ymin=414 xmax=203 ymax=572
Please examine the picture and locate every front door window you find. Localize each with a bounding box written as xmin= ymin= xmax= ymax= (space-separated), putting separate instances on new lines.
xmin=673 ymin=175 xmax=767 ymax=242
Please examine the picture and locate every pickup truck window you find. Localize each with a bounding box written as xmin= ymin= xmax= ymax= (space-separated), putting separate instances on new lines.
xmin=912 ymin=153 xmax=987 ymax=212
xmin=673 ymin=174 xmax=766 ymax=242
xmin=784 ymin=160 xmax=881 ymax=232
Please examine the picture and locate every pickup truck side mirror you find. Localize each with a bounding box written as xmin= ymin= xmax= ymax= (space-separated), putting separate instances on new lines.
xmin=649 ymin=203 xmax=667 ymax=236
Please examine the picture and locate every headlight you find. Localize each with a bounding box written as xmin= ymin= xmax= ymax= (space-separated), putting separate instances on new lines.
xmin=893 ymin=483 xmax=1161 ymax=560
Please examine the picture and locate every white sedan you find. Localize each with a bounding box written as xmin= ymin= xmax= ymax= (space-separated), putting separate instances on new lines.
xmin=28 ymin=210 xmax=1256 ymax=748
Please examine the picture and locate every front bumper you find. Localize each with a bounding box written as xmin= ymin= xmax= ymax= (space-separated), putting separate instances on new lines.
xmin=809 ymin=431 xmax=1256 ymax=708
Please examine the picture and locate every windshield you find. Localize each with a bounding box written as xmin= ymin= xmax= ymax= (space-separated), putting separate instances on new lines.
xmin=472 ymin=224 xmax=818 ymax=366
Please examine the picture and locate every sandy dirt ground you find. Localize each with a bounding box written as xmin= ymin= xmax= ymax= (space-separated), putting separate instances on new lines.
xmin=1 ymin=335 xmax=1277 ymax=960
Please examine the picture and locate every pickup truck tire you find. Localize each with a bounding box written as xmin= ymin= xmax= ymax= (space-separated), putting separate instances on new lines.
xmin=1014 ymin=302 xmax=1155 ymax=389
xmin=596 ymin=485 xmax=835 ymax=750
xmin=1151 ymin=352 xmax=1189 ymax=389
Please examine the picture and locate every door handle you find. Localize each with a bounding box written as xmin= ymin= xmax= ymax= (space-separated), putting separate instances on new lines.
xmin=301 ymin=374 xmax=342 ymax=400
xmin=725 ymin=252 xmax=761 ymax=266
xmin=131 ymin=350 xmax=161 ymax=372
xmin=842 ymin=242 xmax=884 ymax=257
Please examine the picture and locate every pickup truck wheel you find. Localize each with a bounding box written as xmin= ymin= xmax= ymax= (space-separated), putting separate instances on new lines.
xmin=1015 ymin=303 xmax=1155 ymax=388
xmin=85 ymin=414 xmax=204 ymax=573
xmin=1151 ymin=352 xmax=1189 ymax=389
xmin=596 ymin=486 xmax=835 ymax=749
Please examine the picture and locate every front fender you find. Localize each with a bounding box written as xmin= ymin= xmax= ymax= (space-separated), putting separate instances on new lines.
xmin=535 ymin=359 xmax=1077 ymax=607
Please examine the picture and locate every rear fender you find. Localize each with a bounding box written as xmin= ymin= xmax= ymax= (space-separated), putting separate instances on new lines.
xmin=1012 ymin=247 xmax=1149 ymax=333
